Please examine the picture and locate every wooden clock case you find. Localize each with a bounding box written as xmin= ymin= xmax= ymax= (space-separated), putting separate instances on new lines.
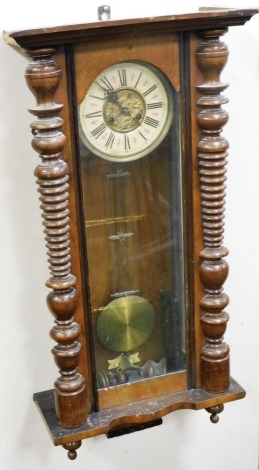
xmin=5 ymin=7 xmax=258 ymax=460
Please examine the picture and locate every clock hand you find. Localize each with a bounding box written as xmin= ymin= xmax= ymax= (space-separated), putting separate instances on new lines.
xmin=121 ymin=106 xmax=142 ymax=122
xmin=105 ymin=90 xmax=118 ymax=103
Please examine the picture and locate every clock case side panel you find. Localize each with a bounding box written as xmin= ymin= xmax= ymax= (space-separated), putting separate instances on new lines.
xmin=188 ymin=33 xmax=205 ymax=390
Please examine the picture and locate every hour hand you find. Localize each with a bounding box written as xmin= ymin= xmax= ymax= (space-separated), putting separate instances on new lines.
xmin=105 ymin=90 xmax=118 ymax=103
xmin=121 ymin=106 xmax=142 ymax=122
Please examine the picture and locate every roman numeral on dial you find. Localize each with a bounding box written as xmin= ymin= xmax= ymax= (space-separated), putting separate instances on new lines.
xmin=143 ymin=84 xmax=157 ymax=97
xmin=143 ymin=116 xmax=160 ymax=128
xmin=134 ymin=72 xmax=142 ymax=88
xmin=105 ymin=132 xmax=115 ymax=149
xmin=85 ymin=111 xmax=103 ymax=118
xmin=118 ymin=69 xmax=127 ymax=86
xmin=124 ymin=134 xmax=130 ymax=150
xmin=91 ymin=122 xmax=107 ymax=138
xmin=139 ymin=131 xmax=147 ymax=141
xmin=147 ymin=102 xmax=163 ymax=109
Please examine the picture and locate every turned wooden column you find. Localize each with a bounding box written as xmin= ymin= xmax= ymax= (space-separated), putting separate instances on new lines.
xmin=25 ymin=48 xmax=87 ymax=429
xmin=196 ymin=29 xmax=230 ymax=394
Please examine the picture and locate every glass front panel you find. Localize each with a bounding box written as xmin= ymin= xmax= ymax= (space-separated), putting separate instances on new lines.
xmin=76 ymin=59 xmax=185 ymax=390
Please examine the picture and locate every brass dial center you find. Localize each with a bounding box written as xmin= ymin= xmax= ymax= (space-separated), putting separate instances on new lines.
xmin=103 ymin=88 xmax=145 ymax=133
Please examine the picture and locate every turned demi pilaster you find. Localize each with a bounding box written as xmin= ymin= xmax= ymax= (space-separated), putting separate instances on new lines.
xmin=25 ymin=48 xmax=87 ymax=431
xmin=196 ymin=29 xmax=230 ymax=395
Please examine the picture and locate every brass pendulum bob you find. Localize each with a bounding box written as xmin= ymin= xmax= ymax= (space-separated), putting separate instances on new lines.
xmin=97 ymin=294 xmax=155 ymax=352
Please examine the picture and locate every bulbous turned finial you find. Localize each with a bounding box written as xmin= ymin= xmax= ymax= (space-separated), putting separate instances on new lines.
xmin=63 ymin=440 xmax=82 ymax=460
xmin=206 ymin=404 xmax=224 ymax=423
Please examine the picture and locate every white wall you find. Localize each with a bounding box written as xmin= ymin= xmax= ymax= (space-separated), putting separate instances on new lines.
xmin=1 ymin=1 xmax=259 ymax=469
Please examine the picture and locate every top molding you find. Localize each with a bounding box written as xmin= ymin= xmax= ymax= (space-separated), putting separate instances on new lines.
xmin=4 ymin=8 xmax=259 ymax=49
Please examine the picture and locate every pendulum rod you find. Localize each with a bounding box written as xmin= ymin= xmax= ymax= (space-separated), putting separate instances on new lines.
xmin=106 ymin=166 xmax=137 ymax=297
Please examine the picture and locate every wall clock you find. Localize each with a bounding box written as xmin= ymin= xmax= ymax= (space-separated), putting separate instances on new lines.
xmin=5 ymin=6 xmax=258 ymax=460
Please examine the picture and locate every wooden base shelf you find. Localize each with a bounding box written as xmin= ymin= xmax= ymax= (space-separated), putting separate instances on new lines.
xmin=33 ymin=377 xmax=245 ymax=447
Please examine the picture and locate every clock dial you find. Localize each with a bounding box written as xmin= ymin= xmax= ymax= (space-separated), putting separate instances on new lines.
xmin=79 ymin=61 xmax=173 ymax=161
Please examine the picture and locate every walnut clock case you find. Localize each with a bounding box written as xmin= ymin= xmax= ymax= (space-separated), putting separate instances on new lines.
xmin=5 ymin=7 xmax=258 ymax=460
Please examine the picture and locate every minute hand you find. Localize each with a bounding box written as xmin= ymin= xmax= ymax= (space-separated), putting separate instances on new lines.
xmin=121 ymin=107 xmax=142 ymax=122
